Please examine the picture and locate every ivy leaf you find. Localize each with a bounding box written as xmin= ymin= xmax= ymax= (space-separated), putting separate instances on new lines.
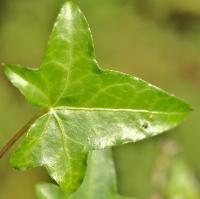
xmin=36 ymin=150 xmax=134 ymax=199
xmin=4 ymin=1 xmax=191 ymax=195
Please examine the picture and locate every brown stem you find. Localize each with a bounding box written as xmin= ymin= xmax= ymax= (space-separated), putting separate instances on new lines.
xmin=0 ymin=109 xmax=47 ymax=159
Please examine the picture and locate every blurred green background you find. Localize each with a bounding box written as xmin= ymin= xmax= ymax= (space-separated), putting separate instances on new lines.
xmin=0 ymin=0 xmax=200 ymax=199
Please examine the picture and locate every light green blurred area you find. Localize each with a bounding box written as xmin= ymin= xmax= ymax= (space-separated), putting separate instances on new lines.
xmin=0 ymin=0 xmax=199 ymax=199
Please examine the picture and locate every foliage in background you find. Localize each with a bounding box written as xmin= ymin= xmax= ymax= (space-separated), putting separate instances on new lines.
xmin=37 ymin=142 xmax=200 ymax=199
xmin=151 ymin=140 xmax=200 ymax=199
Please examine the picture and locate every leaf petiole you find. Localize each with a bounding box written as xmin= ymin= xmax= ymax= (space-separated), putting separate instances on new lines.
xmin=0 ymin=109 xmax=47 ymax=159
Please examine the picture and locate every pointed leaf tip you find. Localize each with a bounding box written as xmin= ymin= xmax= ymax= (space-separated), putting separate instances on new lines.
xmin=4 ymin=64 xmax=50 ymax=107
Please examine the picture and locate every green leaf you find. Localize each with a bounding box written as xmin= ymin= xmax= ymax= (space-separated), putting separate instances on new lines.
xmin=37 ymin=184 xmax=66 ymax=199
xmin=36 ymin=150 xmax=134 ymax=199
xmin=4 ymin=0 xmax=191 ymax=195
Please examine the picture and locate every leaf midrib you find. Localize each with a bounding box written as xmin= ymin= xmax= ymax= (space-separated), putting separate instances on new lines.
xmin=53 ymin=112 xmax=71 ymax=163
xmin=53 ymin=10 xmax=75 ymax=106
xmin=50 ymin=106 xmax=188 ymax=115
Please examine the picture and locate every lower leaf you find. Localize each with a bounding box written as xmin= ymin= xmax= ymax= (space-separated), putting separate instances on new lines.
xmin=36 ymin=149 xmax=135 ymax=199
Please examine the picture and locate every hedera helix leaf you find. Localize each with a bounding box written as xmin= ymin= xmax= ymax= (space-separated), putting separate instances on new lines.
xmin=4 ymin=0 xmax=191 ymax=195
xmin=36 ymin=149 xmax=134 ymax=199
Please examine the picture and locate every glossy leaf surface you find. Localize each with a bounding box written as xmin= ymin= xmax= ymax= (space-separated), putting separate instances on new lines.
xmin=4 ymin=1 xmax=191 ymax=194
xmin=36 ymin=150 xmax=134 ymax=199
